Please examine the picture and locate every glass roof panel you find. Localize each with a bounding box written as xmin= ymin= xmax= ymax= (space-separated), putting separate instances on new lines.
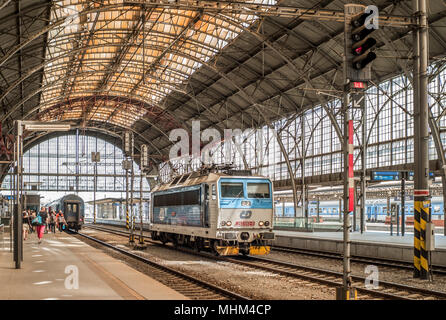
xmin=39 ymin=0 xmax=276 ymax=127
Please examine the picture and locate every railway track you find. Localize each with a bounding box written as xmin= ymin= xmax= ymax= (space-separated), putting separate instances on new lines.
xmin=224 ymin=255 xmax=446 ymax=300
xmin=87 ymin=222 xmax=446 ymax=276
xmin=83 ymin=223 xmax=446 ymax=300
xmin=72 ymin=228 xmax=249 ymax=300
xmin=271 ymin=245 xmax=446 ymax=276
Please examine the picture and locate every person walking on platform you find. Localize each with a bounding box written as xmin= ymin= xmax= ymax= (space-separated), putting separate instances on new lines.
xmin=22 ymin=210 xmax=30 ymax=241
xmin=33 ymin=208 xmax=48 ymax=244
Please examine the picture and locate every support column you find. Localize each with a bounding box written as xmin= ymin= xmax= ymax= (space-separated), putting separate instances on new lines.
xmin=303 ymin=184 xmax=308 ymax=229
xmin=343 ymin=91 xmax=352 ymax=289
xmin=13 ymin=121 xmax=23 ymax=269
xmin=401 ymin=175 xmax=406 ymax=236
xmin=139 ymin=173 xmax=145 ymax=245
xmin=301 ymin=118 xmax=307 ymax=228
xmin=316 ymin=196 xmax=320 ymax=223
xmin=282 ymin=200 xmax=285 ymax=217
xmin=361 ymin=101 xmax=367 ymax=233
xmin=442 ymin=175 xmax=446 ymax=236
xmin=125 ymin=165 xmax=129 ymax=229
xmin=129 ymin=160 xmax=135 ymax=243
xmin=339 ymin=198 xmax=342 ymax=222
xmin=93 ymin=161 xmax=97 ymax=224
xmin=413 ymin=0 xmax=430 ymax=280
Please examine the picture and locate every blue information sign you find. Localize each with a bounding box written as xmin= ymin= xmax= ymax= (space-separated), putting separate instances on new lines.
xmin=370 ymin=171 xmax=401 ymax=181
xmin=407 ymin=171 xmax=434 ymax=180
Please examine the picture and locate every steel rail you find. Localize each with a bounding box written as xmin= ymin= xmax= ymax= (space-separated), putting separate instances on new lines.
xmin=270 ymin=245 xmax=446 ymax=275
xmin=84 ymin=223 xmax=446 ymax=300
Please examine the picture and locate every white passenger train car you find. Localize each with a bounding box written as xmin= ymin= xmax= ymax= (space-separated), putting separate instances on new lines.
xmin=150 ymin=171 xmax=275 ymax=256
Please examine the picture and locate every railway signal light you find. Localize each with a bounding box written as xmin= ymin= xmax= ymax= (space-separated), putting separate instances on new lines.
xmin=350 ymin=10 xmax=377 ymax=71
xmin=344 ymin=5 xmax=378 ymax=82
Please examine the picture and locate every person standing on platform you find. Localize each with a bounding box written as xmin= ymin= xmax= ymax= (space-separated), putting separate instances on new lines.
xmin=26 ymin=209 xmax=33 ymax=234
xmin=44 ymin=207 xmax=49 ymax=234
xmin=48 ymin=208 xmax=56 ymax=233
xmin=35 ymin=208 xmax=48 ymax=244
xmin=55 ymin=211 xmax=60 ymax=231
xmin=57 ymin=210 xmax=65 ymax=232
xmin=31 ymin=210 xmax=36 ymax=234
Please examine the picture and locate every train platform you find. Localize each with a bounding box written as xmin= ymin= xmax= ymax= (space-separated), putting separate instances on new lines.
xmin=0 ymin=230 xmax=188 ymax=300
xmin=274 ymin=230 xmax=446 ymax=267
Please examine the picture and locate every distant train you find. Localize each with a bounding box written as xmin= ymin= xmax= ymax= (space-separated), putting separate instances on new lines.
xmin=47 ymin=194 xmax=85 ymax=230
xmin=274 ymin=196 xmax=444 ymax=222
xmin=150 ymin=171 xmax=275 ymax=256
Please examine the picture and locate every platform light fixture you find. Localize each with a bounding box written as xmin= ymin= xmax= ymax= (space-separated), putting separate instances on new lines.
xmin=23 ymin=122 xmax=71 ymax=132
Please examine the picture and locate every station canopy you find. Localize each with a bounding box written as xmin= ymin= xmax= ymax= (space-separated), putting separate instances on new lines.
xmin=0 ymin=0 xmax=446 ymax=172
xmin=38 ymin=0 xmax=260 ymax=128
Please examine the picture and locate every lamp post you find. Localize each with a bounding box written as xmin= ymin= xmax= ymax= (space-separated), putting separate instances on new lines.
xmin=13 ymin=121 xmax=70 ymax=269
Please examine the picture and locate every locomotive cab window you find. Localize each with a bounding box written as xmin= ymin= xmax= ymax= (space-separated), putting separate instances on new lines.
xmin=247 ymin=183 xmax=270 ymax=198
xmin=221 ymin=182 xmax=244 ymax=198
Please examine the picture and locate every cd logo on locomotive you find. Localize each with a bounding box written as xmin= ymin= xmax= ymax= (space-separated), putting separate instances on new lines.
xmin=239 ymin=210 xmax=252 ymax=219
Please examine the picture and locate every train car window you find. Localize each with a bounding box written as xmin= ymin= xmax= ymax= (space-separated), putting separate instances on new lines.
xmin=221 ymin=182 xmax=244 ymax=198
xmin=205 ymin=184 xmax=210 ymax=201
xmin=247 ymin=183 xmax=270 ymax=198
xmin=153 ymin=189 xmax=200 ymax=207
xmin=333 ymin=208 xmax=338 ymax=214
xmin=434 ymin=206 xmax=440 ymax=213
xmin=183 ymin=190 xmax=200 ymax=205
xmin=211 ymin=184 xmax=216 ymax=200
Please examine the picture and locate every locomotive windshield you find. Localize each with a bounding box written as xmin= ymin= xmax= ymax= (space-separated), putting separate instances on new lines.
xmin=247 ymin=183 xmax=270 ymax=198
xmin=221 ymin=182 xmax=244 ymax=198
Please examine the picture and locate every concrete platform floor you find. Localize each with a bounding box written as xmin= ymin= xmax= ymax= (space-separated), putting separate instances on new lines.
xmin=0 ymin=230 xmax=188 ymax=300
xmin=275 ymin=229 xmax=446 ymax=248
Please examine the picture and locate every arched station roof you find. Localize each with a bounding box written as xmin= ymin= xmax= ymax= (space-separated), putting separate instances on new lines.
xmin=0 ymin=0 xmax=446 ymax=172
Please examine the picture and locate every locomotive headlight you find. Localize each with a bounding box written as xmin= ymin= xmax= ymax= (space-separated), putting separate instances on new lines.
xmin=221 ymin=221 xmax=226 ymax=227
xmin=226 ymin=221 xmax=232 ymax=226
xmin=258 ymin=221 xmax=264 ymax=226
xmin=264 ymin=221 xmax=270 ymax=227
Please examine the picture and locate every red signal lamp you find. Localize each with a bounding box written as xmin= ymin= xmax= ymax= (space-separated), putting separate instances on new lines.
xmin=352 ymin=38 xmax=377 ymax=56
xmin=353 ymin=82 xmax=365 ymax=89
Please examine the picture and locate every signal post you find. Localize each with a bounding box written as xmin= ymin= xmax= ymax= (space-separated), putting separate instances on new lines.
xmin=339 ymin=4 xmax=378 ymax=300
